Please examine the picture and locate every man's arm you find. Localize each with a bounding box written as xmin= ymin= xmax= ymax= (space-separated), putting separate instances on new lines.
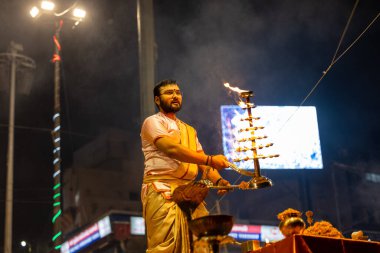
xmin=155 ymin=136 xmax=229 ymax=170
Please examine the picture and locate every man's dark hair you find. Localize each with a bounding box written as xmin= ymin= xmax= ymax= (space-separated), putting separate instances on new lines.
xmin=153 ymin=79 xmax=178 ymax=98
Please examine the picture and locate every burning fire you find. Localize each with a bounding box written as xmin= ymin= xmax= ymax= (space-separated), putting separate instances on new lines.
xmin=238 ymin=101 xmax=254 ymax=109
xmin=224 ymin=82 xmax=248 ymax=93
xmin=238 ymin=101 xmax=246 ymax=107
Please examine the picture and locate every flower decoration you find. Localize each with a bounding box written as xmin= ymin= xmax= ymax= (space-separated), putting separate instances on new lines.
xmin=303 ymin=221 xmax=343 ymax=238
xmin=305 ymin=210 xmax=314 ymax=226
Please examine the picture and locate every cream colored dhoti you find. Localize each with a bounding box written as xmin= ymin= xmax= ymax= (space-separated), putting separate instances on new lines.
xmin=143 ymin=183 xmax=208 ymax=253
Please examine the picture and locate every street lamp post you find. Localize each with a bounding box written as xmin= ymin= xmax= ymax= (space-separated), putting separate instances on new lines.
xmin=51 ymin=19 xmax=63 ymax=251
xmin=29 ymin=1 xmax=86 ymax=251
xmin=137 ymin=0 xmax=156 ymax=121
xmin=1 ymin=42 xmax=36 ymax=253
xmin=4 ymin=42 xmax=17 ymax=253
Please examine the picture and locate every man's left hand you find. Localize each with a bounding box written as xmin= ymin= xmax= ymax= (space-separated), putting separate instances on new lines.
xmin=217 ymin=178 xmax=232 ymax=195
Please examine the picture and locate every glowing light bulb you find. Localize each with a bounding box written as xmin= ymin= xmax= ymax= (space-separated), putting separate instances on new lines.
xmin=30 ymin=6 xmax=40 ymax=18
xmin=73 ymin=8 xmax=86 ymax=19
xmin=41 ymin=1 xmax=55 ymax=11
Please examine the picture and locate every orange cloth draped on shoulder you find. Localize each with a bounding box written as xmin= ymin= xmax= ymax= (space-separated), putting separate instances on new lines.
xmin=171 ymin=121 xmax=199 ymax=179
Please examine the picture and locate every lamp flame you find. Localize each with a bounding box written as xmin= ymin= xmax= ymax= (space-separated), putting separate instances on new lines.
xmin=237 ymin=101 xmax=254 ymax=109
xmin=224 ymin=82 xmax=249 ymax=93
xmin=238 ymin=101 xmax=246 ymax=108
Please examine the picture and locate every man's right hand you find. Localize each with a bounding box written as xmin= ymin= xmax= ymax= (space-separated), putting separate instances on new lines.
xmin=210 ymin=155 xmax=229 ymax=170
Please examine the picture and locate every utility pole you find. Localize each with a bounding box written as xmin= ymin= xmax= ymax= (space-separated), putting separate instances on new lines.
xmin=137 ymin=0 xmax=156 ymax=121
xmin=1 ymin=41 xmax=36 ymax=253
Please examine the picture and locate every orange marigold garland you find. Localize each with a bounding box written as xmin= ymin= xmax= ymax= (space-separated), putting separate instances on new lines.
xmin=303 ymin=221 xmax=344 ymax=238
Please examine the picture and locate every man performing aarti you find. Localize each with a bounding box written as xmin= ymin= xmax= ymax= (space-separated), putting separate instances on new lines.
xmin=140 ymin=79 xmax=231 ymax=252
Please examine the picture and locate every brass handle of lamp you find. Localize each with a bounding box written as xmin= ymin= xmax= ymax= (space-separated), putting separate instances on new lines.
xmin=228 ymin=162 xmax=255 ymax=177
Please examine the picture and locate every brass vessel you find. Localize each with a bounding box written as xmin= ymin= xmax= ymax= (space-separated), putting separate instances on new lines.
xmin=279 ymin=217 xmax=306 ymax=237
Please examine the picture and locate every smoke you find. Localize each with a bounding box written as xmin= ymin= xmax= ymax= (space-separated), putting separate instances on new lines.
xmin=153 ymin=0 xmax=350 ymax=152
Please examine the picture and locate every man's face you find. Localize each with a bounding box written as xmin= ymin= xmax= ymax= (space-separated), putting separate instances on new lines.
xmin=155 ymin=84 xmax=183 ymax=113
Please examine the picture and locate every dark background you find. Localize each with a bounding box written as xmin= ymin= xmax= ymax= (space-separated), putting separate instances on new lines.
xmin=0 ymin=0 xmax=379 ymax=251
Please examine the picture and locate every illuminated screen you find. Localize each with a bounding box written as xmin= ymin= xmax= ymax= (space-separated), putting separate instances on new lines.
xmin=221 ymin=105 xmax=323 ymax=169
xmin=130 ymin=216 xmax=145 ymax=235
xmin=61 ymin=216 xmax=111 ymax=253
xmin=229 ymin=224 xmax=284 ymax=242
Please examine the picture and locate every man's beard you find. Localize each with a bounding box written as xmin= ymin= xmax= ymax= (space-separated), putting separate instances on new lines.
xmin=160 ymin=97 xmax=182 ymax=113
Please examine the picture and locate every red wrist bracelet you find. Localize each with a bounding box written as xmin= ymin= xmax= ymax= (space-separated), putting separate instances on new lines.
xmin=205 ymin=156 xmax=210 ymax=165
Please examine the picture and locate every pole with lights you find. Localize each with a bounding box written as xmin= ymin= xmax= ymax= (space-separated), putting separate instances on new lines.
xmin=29 ymin=1 xmax=86 ymax=251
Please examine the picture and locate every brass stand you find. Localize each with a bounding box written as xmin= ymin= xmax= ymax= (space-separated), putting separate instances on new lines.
xmin=236 ymin=91 xmax=273 ymax=190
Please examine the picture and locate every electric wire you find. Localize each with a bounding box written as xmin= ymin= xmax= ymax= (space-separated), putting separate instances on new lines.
xmin=0 ymin=123 xmax=93 ymax=139
xmin=0 ymin=199 xmax=52 ymax=204
xmin=278 ymin=6 xmax=379 ymax=134
xmin=0 ymin=122 xmax=132 ymax=146
xmin=299 ymin=10 xmax=379 ymax=109
xmin=330 ymin=11 xmax=380 ymax=68
xmin=0 ymin=188 xmax=51 ymax=192
xmin=330 ymin=0 xmax=360 ymax=65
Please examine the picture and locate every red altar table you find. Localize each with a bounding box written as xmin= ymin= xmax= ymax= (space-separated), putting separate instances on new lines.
xmin=252 ymin=234 xmax=380 ymax=253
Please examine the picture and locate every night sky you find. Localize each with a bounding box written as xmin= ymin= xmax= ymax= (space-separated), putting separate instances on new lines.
xmin=1 ymin=0 xmax=379 ymax=251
